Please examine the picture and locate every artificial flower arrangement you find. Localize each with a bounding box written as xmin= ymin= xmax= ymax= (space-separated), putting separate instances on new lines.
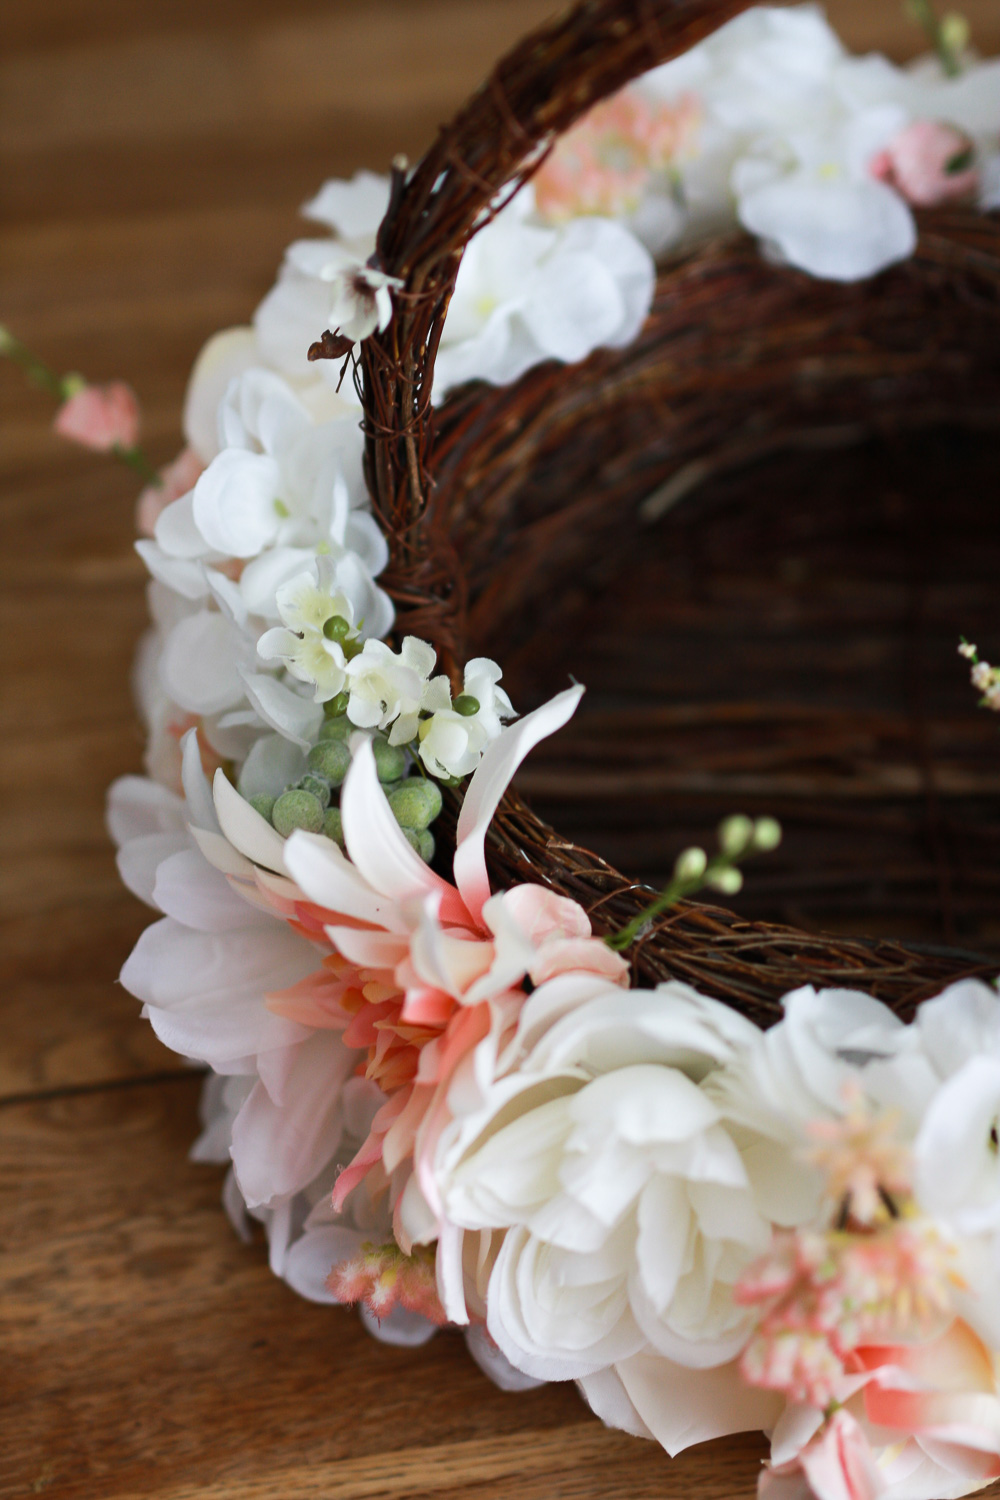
xmin=9 ymin=2 xmax=1000 ymax=1497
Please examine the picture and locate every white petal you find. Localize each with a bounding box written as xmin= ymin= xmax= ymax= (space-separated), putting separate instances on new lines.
xmin=282 ymin=1225 xmax=365 ymax=1303
xmin=302 ymin=171 xmax=390 ymax=239
xmin=282 ymin=831 xmax=408 ymax=932
xmin=107 ymin=775 xmax=185 ymax=847
xmin=116 ymin=831 xmax=189 ymax=907
xmin=182 ymin=326 xmax=259 ymax=463
xmin=358 ymin=1303 xmax=438 ymax=1348
xmin=152 ymin=848 xmax=269 ymax=932
xmin=239 ymin=670 xmax=323 ymax=749
xmin=230 ymin=1030 xmax=352 ymax=1206
xmin=213 ymin=768 xmax=288 ymax=874
xmin=616 ymin=1350 xmax=782 ymax=1457
xmin=465 ymin=1323 xmax=547 ymax=1392
xmin=237 ymin=733 xmax=307 ymax=801
xmin=154 ymin=492 xmax=210 ymax=559
xmin=160 ymin=612 xmax=246 ymax=716
xmin=120 ymin=917 xmax=314 ymax=1070
xmin=739 ymin=172 xmax=917 ymax=282
xmin=135 ymin=540 xmax=208 ymax=599
xmin=180 ymin=727 xmax=220 ymax=833
xmin=454 ymin=684 xmax=584 ymax=924
xmin=341 ymin=737 xmax=463 ymax=915
xmin=192 ymin=449 xmax=284 ymax=558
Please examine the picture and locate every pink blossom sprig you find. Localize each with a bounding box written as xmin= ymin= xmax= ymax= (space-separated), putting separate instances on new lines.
xmin=329 ymin=1241 xmax=447 ymax=1326
xmin=0 ymin=323 xmax=159 ymax=486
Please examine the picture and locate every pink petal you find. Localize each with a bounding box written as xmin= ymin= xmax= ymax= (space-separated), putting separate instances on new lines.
xmin=54 ymin=381 xmax=140 ymax=452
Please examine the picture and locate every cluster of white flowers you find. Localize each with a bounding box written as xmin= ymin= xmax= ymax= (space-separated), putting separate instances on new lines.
xmin=612 ymin=4 xmax=1000 ymax=280
xmin=110 ymin=694 xmax=1000 ymax=1494
xmin=105 ymin=5 xmax=1000 ymax=1493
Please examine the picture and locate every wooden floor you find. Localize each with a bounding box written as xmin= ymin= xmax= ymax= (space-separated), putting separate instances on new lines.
xmin=3 ymin=3 xmax=1000 ymax=1497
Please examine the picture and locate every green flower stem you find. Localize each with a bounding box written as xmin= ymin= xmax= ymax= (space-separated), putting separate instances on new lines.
xmin=905 ymin=0 xmax=965 ymax=76
xmin=0 ymin=325 xmax=66 ymax=398
xmin=605 ymin=855 xmax=742 ymax=952
xmin=605 ymin=815 xmax=782 ymax=953
xmin=112 ymin=442 xmax=162 ymax=486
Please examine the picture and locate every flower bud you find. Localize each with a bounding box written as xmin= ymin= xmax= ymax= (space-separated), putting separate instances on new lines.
xmin=372 ymin=736 xmax=407 ymax=784
xmin=718 ymin=815 xmax=754 ymax=857
xmin=249 ymin=793 xmax=276 ymax=822
xmin=322 ymin=615 xmax=351 ymax=642
xmin=674 ymin=846 xmax=707 ymax=882
xmin=319 ymin=714 xmax=352 ymax=741
xmin=940 ymin=11 xmax=970 ymax=54
xmin=272 ymin=789 xmax=325 ymax=837
xmin=323 ymin=807 xmax=344 ymax=845
xmin=297 ymin=773 xmax=332 ymax=809
xmin=401 ymin=827 xmax=435 ymax=863
xmin=387 ymin=777 xmax=443 ymax=831
xmin=705 ymin=866 xmax=744 ymax=896
xmin=324 ymin=690 xmax=350 ymax=718
xmin=752 ymin=817 xmax=782 ymax=852
xmin=453 ymin=694 xmax=481 ymax=717
xmin=307 ymin=738 xmax=351 ymax=787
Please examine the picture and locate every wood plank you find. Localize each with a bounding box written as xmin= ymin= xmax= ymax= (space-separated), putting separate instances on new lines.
xmin=0 ymin=1078 xmax=764 ymax=1498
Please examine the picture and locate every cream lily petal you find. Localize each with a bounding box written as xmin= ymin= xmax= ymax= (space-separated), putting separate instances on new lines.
xmin=454 ymin=684 xmax=584 ymax=924
xmin=213 ymin=768 xmax=288 ymax=874
xmin=180 ymin=727 xmax=220 ymax=833
xmin=282 ymin=830 xmax=410 ymax=933
xmin=341 ymin=736 xmax=466 ymax=919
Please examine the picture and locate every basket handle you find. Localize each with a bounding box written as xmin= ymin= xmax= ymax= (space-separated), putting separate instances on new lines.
xmin=356 ymin=0 xmax=750 ymax=665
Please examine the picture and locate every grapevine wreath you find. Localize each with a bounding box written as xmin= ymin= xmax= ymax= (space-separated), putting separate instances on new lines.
xmin=73 ymin=0 xmax=1000 ymax=1495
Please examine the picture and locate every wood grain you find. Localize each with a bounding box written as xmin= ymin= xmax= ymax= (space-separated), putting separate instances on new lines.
xmin=2 ymin=1 xmax=998 ymax=1496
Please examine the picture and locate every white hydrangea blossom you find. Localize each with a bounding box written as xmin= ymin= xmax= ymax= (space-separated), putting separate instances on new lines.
xmin=639 ymin=4 xmax=1000 ymax=280
xmin=344 ymin=635 xmax=445 ymax=744
xmin=256 ymin=559 xmax=359 ymax=704
xmin=418 ymin=658 xmax=514 ymax=779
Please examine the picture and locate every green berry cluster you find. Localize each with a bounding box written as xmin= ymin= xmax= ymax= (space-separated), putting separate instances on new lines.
xmin=246 ymin=702 xmax=444 ymax=863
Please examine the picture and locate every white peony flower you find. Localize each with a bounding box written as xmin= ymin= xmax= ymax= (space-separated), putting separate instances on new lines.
xmin=427 ymin=979 xmax=783 ymax=1452
xmin=256 ymin=558 xmax=359 ymax=704
xmin=345 ymin=635 xmax=445 ymax=744
xmin=417 ymin=658 xmax=515 ymax=779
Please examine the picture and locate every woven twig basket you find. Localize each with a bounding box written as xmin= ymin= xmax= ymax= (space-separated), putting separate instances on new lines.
xmin=350 ymin=0 xmax=1000 ymax=1027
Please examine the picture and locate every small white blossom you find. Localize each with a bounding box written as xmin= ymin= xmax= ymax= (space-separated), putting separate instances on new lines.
xmin=256 ymin=559 xmax=359 ymax=704
xmin=290 ymin=239 xmax=403 ymax=343
xmin=345 ymin=636 xmax=445 ymax=744
xmin=417 ymin=658 xmax=514 ymax=779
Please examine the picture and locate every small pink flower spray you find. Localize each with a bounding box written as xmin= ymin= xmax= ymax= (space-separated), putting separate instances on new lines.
xmin=0 ymin=323 xmax=160 ymax=487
